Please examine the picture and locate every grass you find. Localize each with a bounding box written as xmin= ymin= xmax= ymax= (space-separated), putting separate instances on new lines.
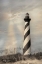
xmin=0 ymin=52 xmax=42 ymax=63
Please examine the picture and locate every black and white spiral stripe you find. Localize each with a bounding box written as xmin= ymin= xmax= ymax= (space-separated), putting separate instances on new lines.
xmin=23 ymin=21 xmax=31 ymax=55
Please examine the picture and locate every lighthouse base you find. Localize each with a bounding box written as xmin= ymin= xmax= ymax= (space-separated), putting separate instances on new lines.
xmin=23 ymin=47 xmax=31 ymax=55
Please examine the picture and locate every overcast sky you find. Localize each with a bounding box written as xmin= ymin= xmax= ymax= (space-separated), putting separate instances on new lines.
xmin=0 ymin=0 xmax=42 ymax=55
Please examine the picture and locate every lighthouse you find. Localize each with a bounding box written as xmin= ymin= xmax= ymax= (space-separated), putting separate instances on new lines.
xmin=23 ymin=13 xmax=31 ymax=55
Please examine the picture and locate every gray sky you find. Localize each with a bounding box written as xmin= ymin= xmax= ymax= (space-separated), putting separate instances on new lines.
xmin=0 ymin=0 xmax=42 ymax=55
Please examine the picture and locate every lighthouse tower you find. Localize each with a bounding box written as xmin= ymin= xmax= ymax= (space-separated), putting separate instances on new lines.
xmin=23 ymin=13 xmax=31 ymax=55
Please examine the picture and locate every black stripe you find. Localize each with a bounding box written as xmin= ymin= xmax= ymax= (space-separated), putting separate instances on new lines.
xmin=24 ymin=29 xmax=30 ymax=40
xmin=23 ymin=40 xmax=31 ymax=54
xmin=25 ymin=22 xmax=29 ymax=29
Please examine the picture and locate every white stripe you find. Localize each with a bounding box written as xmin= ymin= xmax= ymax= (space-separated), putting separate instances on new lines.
xmin=25 ymin=22 xmax=28 ymax=25
xmin=23 ymin=35 xmax=30 ymax=48
xmin=24 ymin=25 xmax=30 ymax=35
xmin=24 ymin=47 xmax=31 ymax=55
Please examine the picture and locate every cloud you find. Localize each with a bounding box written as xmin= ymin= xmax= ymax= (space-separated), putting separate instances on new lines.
xmin=0 ymin=39 xmax=4 ymax=49
xmin=0 ymin=0 xmax=42 ymax=55
xmin=4 ymin=21 xmax=17 ymax=50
